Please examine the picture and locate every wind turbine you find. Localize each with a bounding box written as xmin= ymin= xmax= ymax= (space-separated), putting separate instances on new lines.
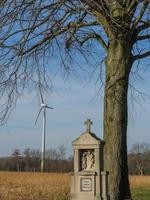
xmin=35 ymin=88 xmax=54 ymax=172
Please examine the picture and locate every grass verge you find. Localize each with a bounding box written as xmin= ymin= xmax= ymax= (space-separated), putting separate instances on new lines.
xmin=131 ymin=187 xmax=150 ymax=200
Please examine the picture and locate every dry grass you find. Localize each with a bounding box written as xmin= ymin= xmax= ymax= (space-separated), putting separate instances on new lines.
xmin=0 ymin=172 xmax=149 ymax=200
xmin=130 ymin=175 xmax=150 ymax=189
xmin=0 ymin=172 xmax=70 ymax=200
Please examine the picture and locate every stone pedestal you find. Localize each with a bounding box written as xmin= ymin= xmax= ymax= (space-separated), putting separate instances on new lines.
xmin=70 ymin=119 xmax=105 ymax=200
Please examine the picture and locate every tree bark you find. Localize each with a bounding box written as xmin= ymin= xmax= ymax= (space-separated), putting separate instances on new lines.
xmin=104 ymin=39 xmax=133 ymax=200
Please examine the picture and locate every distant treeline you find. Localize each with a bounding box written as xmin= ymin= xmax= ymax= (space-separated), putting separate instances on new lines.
xmin=0 ymin=143 xmax=150 ymax=175
xmin=0 ymin=145 xmax=73 ymax=172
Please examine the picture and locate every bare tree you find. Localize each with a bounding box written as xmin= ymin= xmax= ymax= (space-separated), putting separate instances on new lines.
xmin=130 ymin=143 xmax=150 ymax=175
xmin=0 ymin=1 xmax=150 ymax=199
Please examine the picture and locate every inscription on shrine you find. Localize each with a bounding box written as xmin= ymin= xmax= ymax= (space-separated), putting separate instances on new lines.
xmin=81 ymin=178 xmax=92 ymax=192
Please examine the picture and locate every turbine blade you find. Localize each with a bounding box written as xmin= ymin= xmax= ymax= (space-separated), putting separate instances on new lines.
xmin=46 ymin=106 xmax=54 ymax=110
xmin=35 ymin=107 xmax=43 ymax=125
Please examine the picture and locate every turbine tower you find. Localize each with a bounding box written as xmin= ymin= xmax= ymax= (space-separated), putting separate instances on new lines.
xmin=35 ymin=88 xmax=54 ymax=172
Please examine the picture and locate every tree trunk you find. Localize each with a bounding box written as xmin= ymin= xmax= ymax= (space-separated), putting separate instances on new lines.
xmin=104 ymin=39 xmax=133 ymax=200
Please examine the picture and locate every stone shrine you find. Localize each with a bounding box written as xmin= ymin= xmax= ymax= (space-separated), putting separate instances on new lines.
xmin=70 ymin=119 xmax=109 ymax=200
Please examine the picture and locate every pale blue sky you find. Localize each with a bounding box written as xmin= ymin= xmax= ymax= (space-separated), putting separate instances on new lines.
xmin=0 ymin=69 xmax=150 ymax=157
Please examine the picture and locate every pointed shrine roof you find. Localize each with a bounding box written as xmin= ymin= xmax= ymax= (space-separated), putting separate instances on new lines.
xmin=72 ymin=131 xmax=102 ymax=146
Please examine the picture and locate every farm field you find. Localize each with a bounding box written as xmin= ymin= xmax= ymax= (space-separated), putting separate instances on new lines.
xmin=0 ymin=172 xmax=149 ymax=200
xmin=0 ymin=172 xmax=70 ymax=200
xmin=130 ymin=176 xmax=150 ymax=200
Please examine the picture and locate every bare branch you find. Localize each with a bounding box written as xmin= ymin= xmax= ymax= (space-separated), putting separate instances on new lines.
xmin=80 ymin=0 xmax=110 ymax=29
xmin=136 ymin=34 xmax=150 ymax=40
xmin=80 ymin=33 xmax=108 ymax=51
xmin=136 ymin=20 xmax=150 ymax=33
xmin=131 ymin=0 xmax=149 ymax=31
xmin=133 ymin=51 xmax=150 ymax=61
xmin=18 ymin=21 xmax=99 ymax=56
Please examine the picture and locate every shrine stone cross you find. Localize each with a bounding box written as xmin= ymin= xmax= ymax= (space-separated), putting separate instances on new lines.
xmin=84 ymin=119 xmax=93 ymax=132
